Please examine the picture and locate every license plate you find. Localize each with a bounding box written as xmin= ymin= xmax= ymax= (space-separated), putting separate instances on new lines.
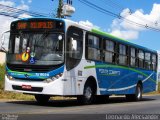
xmin=22 ymin=85 xmax=32 ymax=90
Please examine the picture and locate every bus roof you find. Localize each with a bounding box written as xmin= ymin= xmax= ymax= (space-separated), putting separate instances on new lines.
xmin=14 ymin=17 xmax=157 ymax=53
xmin=91 ymin=29 xmax=157 ymax=53
xmin=63 ymin=18 xmax=157 ymax=53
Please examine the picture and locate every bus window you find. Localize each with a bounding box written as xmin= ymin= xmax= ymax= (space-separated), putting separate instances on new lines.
xmin=14 ymin=36 xmax=20 ymax=53
xmin=104 ymin=40 xmax=115 ymax=63
xmin=130 ymin=47 xmax=136 ymax=67
xmin=66 ymin=26 xmax=83 ymax=70
xmin=144 ymin=52 xmax=151 ymax=70
xmin=118 ymin=44 xmax=127 ymax=65
xmin=151 ymin=54 xmax=157 ymax=71
xmin=88 ymin=35 xmax=99 ymax=48
xmin=138 ymin=50 xmax=144 ymax=68
xmin=87 ymin=35 xmax=100 ymax=61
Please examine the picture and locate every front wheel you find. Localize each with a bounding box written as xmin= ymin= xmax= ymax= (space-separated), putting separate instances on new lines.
xmin=35 ymin=95 xmax=50 ymax=105
xmin=77 ymin=83 xmax=95 ymax=105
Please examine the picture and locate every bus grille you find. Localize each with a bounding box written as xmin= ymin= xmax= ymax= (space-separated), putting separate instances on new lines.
xmin=7 ymin=63 xmax=63 ymax=72
xmin=13 ymin=77 xmax=45 ymax=81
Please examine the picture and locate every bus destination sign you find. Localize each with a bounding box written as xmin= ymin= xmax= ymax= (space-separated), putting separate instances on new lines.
xmin=17 ymin=21 xmax=55 ymax=30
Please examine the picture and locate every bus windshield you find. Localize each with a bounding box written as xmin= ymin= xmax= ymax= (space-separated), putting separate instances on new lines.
xmin=7 ymin=32 xmax=64 ymax=65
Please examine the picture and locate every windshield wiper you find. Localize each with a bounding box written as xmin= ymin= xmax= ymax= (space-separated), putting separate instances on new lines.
xmin=40 ymin=31 xmax=50 ymax=40
xmin=33 ymin=31 xmax=50 ymax=51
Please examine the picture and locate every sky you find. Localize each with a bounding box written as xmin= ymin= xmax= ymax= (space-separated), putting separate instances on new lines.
xmin=0 ymin=0 xmax=160 ymax=64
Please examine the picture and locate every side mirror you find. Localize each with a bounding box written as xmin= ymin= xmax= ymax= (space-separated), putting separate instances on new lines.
xmin=0 ymin=31 xmax=10 ymax=53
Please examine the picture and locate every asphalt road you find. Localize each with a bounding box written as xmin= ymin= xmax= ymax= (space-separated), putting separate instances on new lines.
xmin=0 ymin=95 xmax=160 ymax=120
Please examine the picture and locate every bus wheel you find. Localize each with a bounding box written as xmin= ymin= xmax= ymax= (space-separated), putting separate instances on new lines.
xmin=135 ymin=84 xmax=142 ymax=101
xmin=35 ymin=95 xmax=50 ymax=105
xmin=126 ymin=84 xmax=142 ymax=101
xmin=77 ymin=83 xmax=95 ymax=105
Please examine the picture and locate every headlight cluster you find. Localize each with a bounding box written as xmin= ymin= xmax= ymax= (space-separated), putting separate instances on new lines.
xmin=44 ymin=73 xmax=63 ymax=83
xmin=6 ymin=73 xmax=63 ymax=83
xmin=6 ymin=74 xmax=14 ymax=80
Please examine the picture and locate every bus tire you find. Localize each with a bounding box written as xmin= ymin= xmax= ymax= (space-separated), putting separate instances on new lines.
xmin=77 ymin=82 xmax=96 ymax=105
xmin=134 ymin=83 xmax=143 ymax=101
xmin=35 ymin=95 xmax=50 ymax=105
xmin=126 ymin=84 xmax=142 ymax=101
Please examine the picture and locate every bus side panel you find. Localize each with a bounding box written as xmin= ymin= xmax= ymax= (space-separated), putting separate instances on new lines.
xmin=64 ymin=59 xmax=99 ymax=95
xmin=94 ymin=62 xmax=157 ymax=95
xmin=142 ymin=70 xmax=157 ymax=93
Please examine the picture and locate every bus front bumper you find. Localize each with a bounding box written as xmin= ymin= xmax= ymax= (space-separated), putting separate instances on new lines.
xmin=4 ymin=75 xmax=65 ymax=96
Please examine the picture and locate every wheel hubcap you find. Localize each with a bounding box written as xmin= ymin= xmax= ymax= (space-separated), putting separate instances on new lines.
xmin=137 ymin=87 xmax=141 ymax=99
xmin=85 ymin=87 xmax=92 ymax=99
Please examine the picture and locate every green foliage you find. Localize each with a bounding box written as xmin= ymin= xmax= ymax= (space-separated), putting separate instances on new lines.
xmin=158 ymin=82 xmax=160 ymax=91
xmin=0 ymin=64 xmax=5 ymax=90
xmin=0 ymin=64 xmax=34 ymax=100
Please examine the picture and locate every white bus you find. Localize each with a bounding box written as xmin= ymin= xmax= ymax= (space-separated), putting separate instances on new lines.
xmin=2 ymin=18 xmax=159 ymax=104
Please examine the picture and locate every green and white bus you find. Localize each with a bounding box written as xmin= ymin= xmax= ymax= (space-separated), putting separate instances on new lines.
xmin=2 ymin=18 xmax=159 ymax=104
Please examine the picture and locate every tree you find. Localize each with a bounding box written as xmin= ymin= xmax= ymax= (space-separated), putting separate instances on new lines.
xmin=52 ymin=0 xmax=64 ymax=18
xmin=57 ymin=0 xmax=64 ymax=18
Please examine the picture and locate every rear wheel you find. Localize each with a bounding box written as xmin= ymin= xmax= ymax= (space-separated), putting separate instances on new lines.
xmin=35 ymin=95 xmax=50 ymax=105
xmin=126 ymin=84 xmax=142 ymax=101
xmin=135 ymin=84 xmax=142 ymax=101
xmin=77 ymin=83 xmax=96 ymax=105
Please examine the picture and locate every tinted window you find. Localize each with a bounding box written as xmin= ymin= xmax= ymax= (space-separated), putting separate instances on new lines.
xmin=144 ymin=53 xmax=151 ymax=69
xmin=87 ymin=34 xmax=101 ymax=61
xmin=138 ymin=50 xmax=144 ymax=68
xmin=130 ymin=47 xmax=136 ymax=67
xmin=119 ymin=44 xmax=127 ymax=65
xmin=105 ymin=40 xmax=114 ymax=52
xmin=104 ymin=40 xmax=115 ymax=63
xmin=66 ymin=27 xmax=83 ymax=71
xmin=88 ymin=35 xmax=99 ymax=48
xmin=151 ymin=54 xmax=157 ymax=71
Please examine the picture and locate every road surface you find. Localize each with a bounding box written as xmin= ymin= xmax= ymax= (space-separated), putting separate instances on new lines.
xmin=0 ymin=95 xmax=160 ymax=120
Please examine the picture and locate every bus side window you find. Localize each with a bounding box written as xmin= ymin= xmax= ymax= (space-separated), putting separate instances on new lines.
xmin=144 ymin=52 xmax=151 ymax=70
xmin=103 ymin=40 xmax=115 ymax=63
xmin=87 ymin=34 xmax=101 ymax=61
xmin=118 ymin=44 xmax=127 ymax=65
xmin=151 ymin=54 xmax=157 ymax=71
xmin=130 ymin=47 xmax=136 ymax=67
xmin=138 ymin=50 xmax=144 ymax=68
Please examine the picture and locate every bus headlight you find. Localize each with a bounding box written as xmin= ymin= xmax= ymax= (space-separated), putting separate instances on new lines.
xmin=44 ymin=73 xmax=63 ymax=83
xmin=7 ymin=74 xmax=13 ymax=80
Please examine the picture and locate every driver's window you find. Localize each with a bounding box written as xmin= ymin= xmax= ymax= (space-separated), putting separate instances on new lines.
xmin=70 ymin=38 xmax=77 ymax=51
xmin=69 ymin=37 xmax=80 ymax=58
xmin=66 ymin=26 xmax=83 ymax=70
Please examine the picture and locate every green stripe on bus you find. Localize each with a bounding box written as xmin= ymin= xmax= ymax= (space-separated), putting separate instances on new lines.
xmin=84 ymin=64 xmax=156 ymax=83
xmin=91 ymin=29 xmax=128 ymax=42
